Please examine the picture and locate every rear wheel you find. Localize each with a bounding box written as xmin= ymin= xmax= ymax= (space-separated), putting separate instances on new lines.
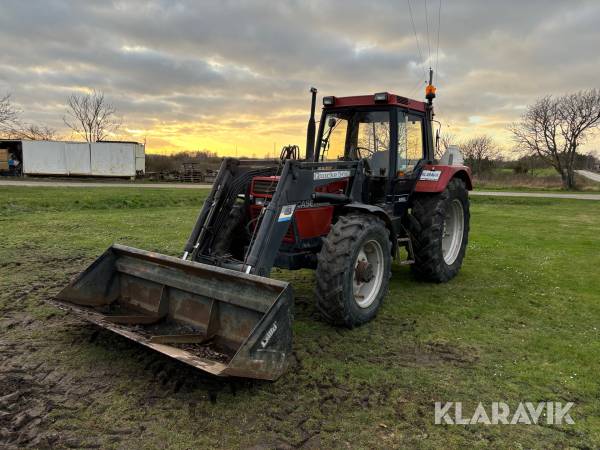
xmin=407 ymin=177 xmax=470 ymax=282
xmin=315 ymin=214 xmax=392 ymax=327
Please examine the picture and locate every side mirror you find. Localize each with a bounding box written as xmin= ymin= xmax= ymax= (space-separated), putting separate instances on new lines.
xmin=328 ymin=117 xmax=337 ymax=128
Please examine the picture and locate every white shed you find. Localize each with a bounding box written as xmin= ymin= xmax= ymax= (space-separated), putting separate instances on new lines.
xmin=0 ymin=140 xmax=145 ymax=177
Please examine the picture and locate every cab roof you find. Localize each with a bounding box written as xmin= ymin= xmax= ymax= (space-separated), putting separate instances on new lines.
xmin=323 ymin=92 xmax=425 ymax=113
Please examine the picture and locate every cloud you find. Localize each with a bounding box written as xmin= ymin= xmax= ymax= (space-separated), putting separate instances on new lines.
xmin=0 ymin=0 xmax=599 ymax=154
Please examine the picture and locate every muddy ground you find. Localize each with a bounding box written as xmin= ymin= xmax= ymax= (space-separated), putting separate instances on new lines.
xmin=0 ymin=254 xmax=478 ymax=449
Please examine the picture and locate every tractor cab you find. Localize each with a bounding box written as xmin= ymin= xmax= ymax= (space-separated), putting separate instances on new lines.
xmin=315 ymin=93 xmax=435 ymax=206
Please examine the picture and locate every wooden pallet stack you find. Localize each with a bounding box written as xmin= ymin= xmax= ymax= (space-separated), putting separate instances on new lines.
xmin=0 ymin=148 xmax=9 ymax=172
xmin=179 ymin=163 xmax=205 ymax=183
xmin=203 ymin=169 xmax=218 ymax=184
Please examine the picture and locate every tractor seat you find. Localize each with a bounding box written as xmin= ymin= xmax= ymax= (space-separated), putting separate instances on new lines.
xmin=368 ymin=150 xmax=389 ymax=177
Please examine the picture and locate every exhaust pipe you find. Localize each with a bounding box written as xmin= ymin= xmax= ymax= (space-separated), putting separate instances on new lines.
xmin=305 ymin=87 xmax=317 ymax=161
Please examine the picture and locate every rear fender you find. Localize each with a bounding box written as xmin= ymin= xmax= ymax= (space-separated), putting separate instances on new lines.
xmin=341 ymin=203 xmax=397 ymax=256
xmin=415 ymin=164 xmax=473 ymax=193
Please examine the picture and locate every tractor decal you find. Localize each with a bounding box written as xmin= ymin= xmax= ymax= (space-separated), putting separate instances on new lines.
xmin=420 ymin=169 xmax=442 ymax=181
xmin=313 ymin=170 xmax=351 ymax=180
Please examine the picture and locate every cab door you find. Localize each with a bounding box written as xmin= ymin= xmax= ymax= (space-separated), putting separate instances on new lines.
xmin=389 ymin=110 xmax=426 ymax=213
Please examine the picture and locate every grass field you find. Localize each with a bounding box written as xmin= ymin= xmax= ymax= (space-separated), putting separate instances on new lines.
xmin=1 ymin=187 xmax=599 ymax=449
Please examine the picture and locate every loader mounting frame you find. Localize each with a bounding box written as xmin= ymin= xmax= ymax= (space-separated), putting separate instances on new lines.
xmin=183 ymin=157 xmax=378 ymax=277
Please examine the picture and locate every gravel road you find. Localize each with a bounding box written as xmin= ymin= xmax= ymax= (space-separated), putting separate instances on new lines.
xmin=1 ymin=179 xmax=599 ymax=200
xmin=576 ymin=169 xmax=600 ymax=183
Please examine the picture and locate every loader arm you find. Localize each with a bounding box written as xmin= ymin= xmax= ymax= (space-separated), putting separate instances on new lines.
xmin=186 ymin=158 xmax=366 ymax=277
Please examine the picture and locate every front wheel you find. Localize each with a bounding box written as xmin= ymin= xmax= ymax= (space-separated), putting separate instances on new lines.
xmin=315 ymin=214 xmax=392 ymax=327
xmin=407 ymin=177 xmax=470 ymax=282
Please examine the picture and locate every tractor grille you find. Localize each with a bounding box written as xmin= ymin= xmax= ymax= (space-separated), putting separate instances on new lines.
xmin=252 ymin=179 xmax=278 ymax=196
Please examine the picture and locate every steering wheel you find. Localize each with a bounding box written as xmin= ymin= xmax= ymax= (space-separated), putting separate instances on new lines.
xmin=354 ymin=146 xmax=375 ymax=159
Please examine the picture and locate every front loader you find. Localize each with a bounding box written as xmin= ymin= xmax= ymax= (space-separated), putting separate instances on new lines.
xmin=51 ymin=80 xmax=473 ymax=380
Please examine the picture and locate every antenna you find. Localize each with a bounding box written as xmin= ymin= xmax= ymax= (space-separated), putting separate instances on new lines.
xmin=425 ymin=68 xmax=437 ymax=162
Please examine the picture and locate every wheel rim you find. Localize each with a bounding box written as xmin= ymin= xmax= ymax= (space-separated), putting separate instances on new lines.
xmin=442 ymin=199 xmax=465 ymax=265
xmin=353 ymin=239 xmax=385 ymax=308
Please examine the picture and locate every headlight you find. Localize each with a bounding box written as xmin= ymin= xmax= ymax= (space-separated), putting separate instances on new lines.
xmin=374 ymin=92 xmax=388 ymax=102
xmin=255 ymin=197 xmax=266 ymax=206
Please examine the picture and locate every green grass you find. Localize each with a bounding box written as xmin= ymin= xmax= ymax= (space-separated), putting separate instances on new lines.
xmin=1 ymin=187 xmax=599 ymax=448
xmin=0 ymin=186 xmax=206 ymax=213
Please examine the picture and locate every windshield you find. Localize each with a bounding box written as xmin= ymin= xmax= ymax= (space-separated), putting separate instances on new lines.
xmin=318 ymin=110 xmax=391 ymax=166
xmin=318 ymin=110 xmax=391 ymax=176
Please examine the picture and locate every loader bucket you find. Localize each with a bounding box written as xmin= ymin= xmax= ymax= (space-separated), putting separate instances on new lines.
xmin=50 ymin=244 xmax=293 ymax=380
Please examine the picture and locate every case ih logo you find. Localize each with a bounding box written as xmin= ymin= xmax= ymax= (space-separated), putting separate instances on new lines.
xmin=313 ymin=170 xmax=351 ymax=180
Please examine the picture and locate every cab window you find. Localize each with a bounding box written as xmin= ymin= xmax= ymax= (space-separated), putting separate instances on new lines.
xmin=319 ymin=113 xmax=348 ymax=161
xmin=397 ymin=113 xmax=424 ymax=174
xmin=318 ymin=110 xmax=391 ymax=177
xmin=353 ymin=111 xmax=390 ymax=177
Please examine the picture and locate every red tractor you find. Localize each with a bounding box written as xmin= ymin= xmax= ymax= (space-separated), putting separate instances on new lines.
xmin=52 ymin=83 xmax=472 ymax=380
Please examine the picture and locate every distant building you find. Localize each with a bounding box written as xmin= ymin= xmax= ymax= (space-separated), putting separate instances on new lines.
xmin=0 ymin=140 xmax=145 ymax=178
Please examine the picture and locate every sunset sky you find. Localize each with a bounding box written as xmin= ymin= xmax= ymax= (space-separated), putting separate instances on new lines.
xmin=1 ymin=0 xmax=599 ymax=156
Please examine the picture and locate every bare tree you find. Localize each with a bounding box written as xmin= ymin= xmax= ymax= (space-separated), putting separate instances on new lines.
xmin=359 ymin=121 xmax=390 ymax=151
xmin=511 ymin=89 xmax=600 ymax=189
xmin=11 ymin=124 xmax=58 ymax=140
xmin=0 ymin=94 xmax=20 ymax=136
xmin=63 ymin=90 xmax=120 ymax=142
xmin=0 ymin=93 xmax=60 ymax=140
xmin=461 ymin=135 xmax=497 ymax=175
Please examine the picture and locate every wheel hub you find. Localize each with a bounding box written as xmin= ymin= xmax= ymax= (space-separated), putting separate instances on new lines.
xmin=352 ymin=241 xmax=385 ymax=309
xmin=441 ymin=198 xmax=465 ymax=265
xmin=355 ymin=260 xmax=374 ymax=283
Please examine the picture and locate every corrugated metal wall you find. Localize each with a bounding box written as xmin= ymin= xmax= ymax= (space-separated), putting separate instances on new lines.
xmin=21 ymin=141 xmax=145 ymax=177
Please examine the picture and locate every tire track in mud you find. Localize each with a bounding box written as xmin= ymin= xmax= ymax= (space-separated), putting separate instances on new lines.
xmin=0 ymin=305 xmax=131 ymax=449
xmin=0 ymin=316 xmax=98 ymax=449
xmin=0 ymin=253 xmax=106 ymax=449
xmin=1 ymin=278 xmax=254 ymax=450
xmin=1 ymin=308 xmax=478 ymax=449
xmin=256 ymin=319 xmax=479 ymax=449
